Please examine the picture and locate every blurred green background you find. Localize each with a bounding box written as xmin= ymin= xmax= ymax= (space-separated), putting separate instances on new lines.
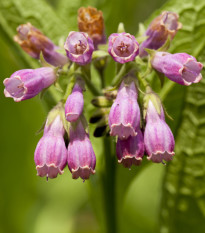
xmin=1 ymin=0 xmax=205 ymax=233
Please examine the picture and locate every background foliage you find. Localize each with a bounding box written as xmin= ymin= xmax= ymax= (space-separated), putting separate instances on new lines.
xmin=1 ymin=0 xmax=205 ymax=233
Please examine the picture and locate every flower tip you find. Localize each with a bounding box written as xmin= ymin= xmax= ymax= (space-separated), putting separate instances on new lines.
xmin=3 ymin=88 xmax=11 ymax=98
xmin=177 ymin=22 xmax=183 ymax=30
xmin=71 ymin=166 xmax=95 ymax=180
xmin=66 ymin=113 xmax=80 ymax=122
xmin=36 ymin=164 xmax=64 ymax=179
xmin=194 ymin=73 xmax=203 ymax=84
xmin=3 ymin=76 xmax=27 ymax=102
xmin=147 ymin=151 xmax=175 ymax=163
xmin=110 ymin=123 xmax=137 ymax=140
xmin=118 ymin=156 xmax=142 ymax=168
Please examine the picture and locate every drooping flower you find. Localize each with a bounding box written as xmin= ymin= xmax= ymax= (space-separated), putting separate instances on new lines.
xmin=64 ymin=31 xmax=94 ymax=65
xmin=139 ymin=11 xmax=182 ymax=57
xmin=109 ymin=80 xmax=140 ymax=139
xmin=65 ymin=83 xmax=84 ymax=122
xmin=34 ymin=115 xmax=67 ymax=179
xmin=144 ymin=99 xmax=175 ymax=163
xmin=3 ymin=67 xmax=57 ymax=102
xmin=151 ymin=52 xmax=203 ymax=85
xmin=108 ymin=33 xmax=139 ymax=64
xmin=78 ymin=6 xmax=106 ymax=49
xmin=116 ymin=128 xmax=144 ymax=168
xmin=67 ymin=120 xmax=96 ymax=179
xmin=14 ymin=23 xmax=68 ymax=66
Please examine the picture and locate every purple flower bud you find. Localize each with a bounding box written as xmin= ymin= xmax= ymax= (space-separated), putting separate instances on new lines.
xmin=14 ymin=23 xmax=68 ymax=66
xmin=68 ymin=121 xmax=96 ymax=180
xmin=144 ymin=100 xmax=175 ymax=163
xmin=109 ymin=80 xmax=140 ymax=140
xmin=3 ymin=67 xmax=57 ymax=102
xmin=116 ymin=129 xmax=144 ymax=168
xmin=151 ymin=52 xmax=203 ymax=85
xmin=108 ymin=33 xmax=139 ymax=64
xmin=42 ymin=48 xmax=69 ymax=67
xmin=64 ymin=31 xmax=94 ymax=65
xmin=139 ymin=11 xmax=182 ymax=57
xmin=65 ymin=83 xmax=84 ymax=122
xmin=34 ymin=115 xmax=67 ymax=179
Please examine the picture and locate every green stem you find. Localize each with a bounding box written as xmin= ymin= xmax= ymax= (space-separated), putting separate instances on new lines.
xmin=111 ymin=63 xmax=127 ymax=86
xmin=115 ymin=62 xmax=123 ymax=75
xmin=137 ymin=73 xmax=150 ymax=89
xmin=159 ymin=81 xmax=176 ymax=101
xmin=101 ymin=137 xmax=117 ymax=233
xmin=41 ymin=86 xmax=62 ymax=111
xmin=62 ymin=75 xmax=76 ymax=103
xmin=81 ymin=73 xmax=102 ymax=96
xmin=99 ymin=68 xmax=105 ymax=88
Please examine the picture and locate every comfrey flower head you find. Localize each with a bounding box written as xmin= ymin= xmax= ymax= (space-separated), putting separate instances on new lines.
xmin=151 ymin=52 xmax=203 ymax=85
xmin=116 ymin=129 xmax=144 ymax=168
xmin=14 ymin=23 xmax=68 ymax=66
xmin=68 ymin=119 xmax=96 ymax=180
xmin=65 ymin=83 xmax=84 ymax=122
xmin=3 ymin=67 xmax=57 ymax=102
xmin=109 ymin=79 xmax=140 ymax=140
xmin=108 ymin=33 xmax=139 ymax=64
xmin=139 ymin=11 xmax=182 ymax=57
xmin=34 ymin=109 xmax=67 ymax=179
xmin=4 ymin=7 xmax=203 ymax=185
xmin=144 ymin=96 xmax=175 ymax=163
xmin=78 ymin=6 xmax=106 ymax=49
xmin=64 ymin=31 xmax=94 ymax=65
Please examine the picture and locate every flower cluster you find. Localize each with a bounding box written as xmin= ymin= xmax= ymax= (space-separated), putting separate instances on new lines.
xmin=3 ymin=7 xmax=203 ymax=180
xmin=108 ymin=78 xmax=175 ymax=167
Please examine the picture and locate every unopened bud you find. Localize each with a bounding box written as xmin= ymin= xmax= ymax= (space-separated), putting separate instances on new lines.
xmin=65 ymin=83 xmax=84 ymax=122
xmin=91 ymin=96 xmax=113 ymax=107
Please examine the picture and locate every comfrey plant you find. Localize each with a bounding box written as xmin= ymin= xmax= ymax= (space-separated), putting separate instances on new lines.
xmin=3 ymin=8 xmax=203 ymax=182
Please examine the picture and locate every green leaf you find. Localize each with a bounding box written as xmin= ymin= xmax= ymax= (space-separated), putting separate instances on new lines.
xmin=0 ymin=0 xmax=70 ymax=68
xmin=56 ymin=0 xmax=96 ymax=30
xmin=144 ymin=1 xmax=205 ymax=232
xmin=160 ymin=76 xmax=205 ymax=233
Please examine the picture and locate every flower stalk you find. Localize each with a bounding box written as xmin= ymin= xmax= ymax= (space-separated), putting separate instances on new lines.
xmin=101 ymin=137 xmax=117 ymax=233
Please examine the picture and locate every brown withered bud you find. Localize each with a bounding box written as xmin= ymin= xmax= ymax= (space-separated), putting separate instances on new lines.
xmin=14 ymin=23 xmax=68 ymax=66
xmin=78 ymin=6 xmax=106 ymax=49
xmin=14 ymin=23 xmax=53 ymax=59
